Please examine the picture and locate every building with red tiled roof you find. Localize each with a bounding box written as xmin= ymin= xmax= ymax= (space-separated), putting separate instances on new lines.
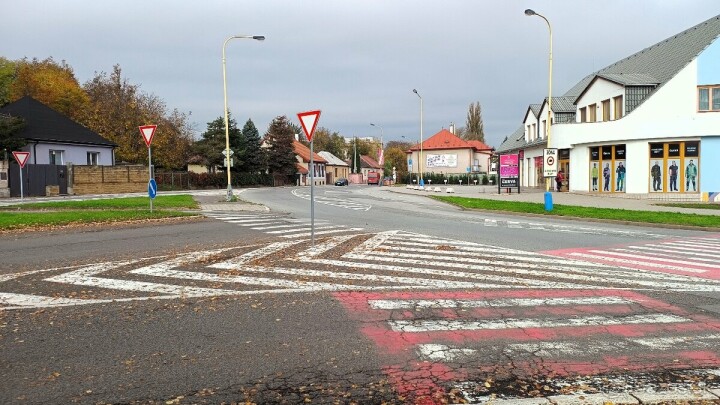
xmin=293 ymin=140 xmax=327 ymax=185
xmin=406 ymin=129 xmax=495 ymax=177
xmin=359 ymin=155 xmax=383 ymax=184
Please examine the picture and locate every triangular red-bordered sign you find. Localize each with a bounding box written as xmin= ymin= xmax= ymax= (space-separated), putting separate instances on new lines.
xmin=297 ymin=110 xmax=321 ymax=142
xmin=139 ymin=125 xmax=157 ymax=148
xmin=12 ymin=151 xmax=30 ymax=168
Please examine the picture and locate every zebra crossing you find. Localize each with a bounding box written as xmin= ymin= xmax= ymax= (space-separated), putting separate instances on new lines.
xmin=4 ymin=231 xmax=720 ymax=311
xmin=335 ymin=289 xmax=720 ymax=403
xmin=546 ymin=234 xmax=720 ymax=279
xmin=463 ymin=218 xmax=670 ymax=238
xmin=202 ymin=212 xmax=364 ymax=238
xmin=291 ymin=188 xmax=372 ymax=211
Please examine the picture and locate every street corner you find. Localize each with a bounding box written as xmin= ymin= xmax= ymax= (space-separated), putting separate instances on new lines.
xmin=333 ymin=289 xmax=720 ymax=403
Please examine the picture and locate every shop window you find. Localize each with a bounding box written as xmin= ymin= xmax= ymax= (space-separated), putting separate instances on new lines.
xmin=648 ymin=141 xmax=700 ymax=193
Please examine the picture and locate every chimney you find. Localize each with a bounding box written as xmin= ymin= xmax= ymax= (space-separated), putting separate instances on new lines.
xmin=449 ymin=122 xmax=455 ymax=134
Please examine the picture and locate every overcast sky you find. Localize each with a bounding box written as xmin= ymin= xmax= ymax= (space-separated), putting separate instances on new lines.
xmin=4 ymin=1 xmax=719 ymax=148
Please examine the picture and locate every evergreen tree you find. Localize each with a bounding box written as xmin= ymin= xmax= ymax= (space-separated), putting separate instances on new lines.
xmin=265 ymin=115 xmax=297 ymax=178
xmin=0 ymin=114 xmax=27 ymax=157
xmin=192 ymin=114 xmax=241 ymax=170
xmin=239 ymin=118 xmax=265 ymax=173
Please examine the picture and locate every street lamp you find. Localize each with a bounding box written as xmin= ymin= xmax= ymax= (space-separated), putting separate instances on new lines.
xmin=370 ymin=123 xmax=384 ymax=167
xmin=222 ymin=34 xmax=265 ymax=201
xmin=412 ymin=89 xmax=424 ymax=187
xmin=525 ymin=9 xmax=553 ymax=198
xmin=369 ymin=123 xmax=384 ymax=149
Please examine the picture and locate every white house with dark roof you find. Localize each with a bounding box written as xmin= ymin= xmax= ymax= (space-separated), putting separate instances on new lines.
xmin=499 ymin=13 xmax=720 ymax=199
xmin=1 ymin=96 xmax=116 ymax=166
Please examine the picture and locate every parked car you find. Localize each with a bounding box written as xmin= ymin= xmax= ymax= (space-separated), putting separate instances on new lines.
xmin=334 ymin=178 xmax=349 ymax=186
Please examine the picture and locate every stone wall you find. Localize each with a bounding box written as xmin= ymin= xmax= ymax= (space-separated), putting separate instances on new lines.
xmin=70 ymin=165 xmax=148 ymax=195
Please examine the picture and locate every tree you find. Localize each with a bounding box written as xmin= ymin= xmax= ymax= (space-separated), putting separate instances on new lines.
xmin=0 ymin=114 xmax=27 ymax=158
xmin=0 ymin=57 xmax=16 ymax=106
xmin=264 ymin=116 xmax=297 ymax=178
xmin=8 ymin=57 xmax=88 ymax=121
xmin=239 ymin=118 xmax=265 ymax=173
xmin=463 ymin=101 xmax=485 ymax=142
xmin=192 ymin=115 xmax=241 ymax=171
xmin=82 ymin=64 xmax=192 ymax=169
xmin=383 ymin=146 xmax=408 ymax=181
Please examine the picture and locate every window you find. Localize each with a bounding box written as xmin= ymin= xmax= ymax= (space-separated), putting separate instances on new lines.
xmin=613 ymin=96 xmax=623 ymax=119
xmin=698 ymin=86 xmax=720 ymax=111
xmin=87 ymin=152 xmax=100 ymax=165
xmin=532 ymin=123 xmax=536 ymax=140
xmin=602 ymin=99 xmax=611 ymax=121
xmin=589 ymin=104 xmax=597 ymax=122
xmin=541 ymin=120 xmax=546 ymax=138
xmin=49 ymin=150 xmax=64 ymax=165
xmin=526 ymin=125 xmax=531 ymax=140
xmin=579 ymin=107 xmax=587 ymax=122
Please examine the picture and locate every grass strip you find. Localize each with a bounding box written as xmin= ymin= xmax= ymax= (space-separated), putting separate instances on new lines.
xmin=0 ymin=210 xmax=196 ymax=231
xmin=432 ymin=196 xmax=720 ymax=228
xmin=1 ymin=195 xmax=199 ymax=210
xmin=655 ymin=202 xmax=720 ymax=210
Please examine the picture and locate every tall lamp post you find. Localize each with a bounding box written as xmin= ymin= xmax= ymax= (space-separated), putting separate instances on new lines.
xmin=370 ymin=123 xmax=384 ymax=168
xmin=412 ymin=89 xmax=424 ymax=187
xmin=369 ymin=123 xmax=384 ymax=149
xmin=525 ymin=9 xmax=553 ymax=198
xmin=222 ymin=34 xmax=265 ymax=201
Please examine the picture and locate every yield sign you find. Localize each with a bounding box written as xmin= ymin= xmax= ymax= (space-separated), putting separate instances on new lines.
xmin=12 ymin=151 xmax=30 ymax=168
xmin=297 ymin=110 xmax=321 ymax=142
xmin=139 ymin=125 xmax=157 ymax=148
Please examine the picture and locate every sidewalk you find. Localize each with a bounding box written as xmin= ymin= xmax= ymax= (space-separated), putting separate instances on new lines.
xmin=386 ymin=184 xmax=720 ymax=216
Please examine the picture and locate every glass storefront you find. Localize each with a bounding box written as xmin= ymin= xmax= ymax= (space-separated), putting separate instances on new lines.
xmin=589 ymin=144 xmax=625 ymax=193
xmin=648 ymin=141 xmax=699 ymax=193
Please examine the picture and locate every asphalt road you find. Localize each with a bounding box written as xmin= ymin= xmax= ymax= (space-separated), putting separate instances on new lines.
xmin=2 ymin=186 xmax=720 ymax=404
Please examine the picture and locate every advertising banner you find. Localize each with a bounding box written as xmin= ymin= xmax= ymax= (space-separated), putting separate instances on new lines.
xmin=499 ymin=153 xmax=520 ymax=192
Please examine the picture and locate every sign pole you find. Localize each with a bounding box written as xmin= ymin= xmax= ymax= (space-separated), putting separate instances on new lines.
xmin=12 ymin=151 xmax=30 ymax=201
xmin=148 ymin=146 xmax=153 ymax=213
xmin=310 ymin=138 xmax=315 ymax=246
xmin=19 ymin=166 xmax=24 ymax=202
xmin=139 ymin=125 xmax=158 ymax=213
xmin=297 ymin=110 xmax=321 ymax=248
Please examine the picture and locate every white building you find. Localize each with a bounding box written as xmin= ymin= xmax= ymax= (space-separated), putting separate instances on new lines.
xmin=497 ymin=14 xmax=720 ymax=200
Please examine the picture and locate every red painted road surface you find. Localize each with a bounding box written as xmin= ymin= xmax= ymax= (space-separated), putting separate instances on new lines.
xmin=544 ymin=234 xmax=720 ymax=279
xmin=335 ymin=289 xmax=720 ymax=404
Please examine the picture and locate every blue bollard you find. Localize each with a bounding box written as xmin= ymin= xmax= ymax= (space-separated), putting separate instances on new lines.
xmin=544 ymin=191 xmax=554 ymax=211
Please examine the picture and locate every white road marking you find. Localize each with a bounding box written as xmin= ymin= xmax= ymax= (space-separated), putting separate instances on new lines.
xmin=280 ymin=228 xmax=364 ymax=238
xmin=388 ymin=313 xmax=690 ymax=332
xmin=586 ymin=249 xmax=719 ymax=269
xmin=368 ymin=296 xmax=634 ymax=310
xmin=0 ymin=292 xmax=108 ymax=308
xmin=568 ymin=252 xmax=707 ymax=274
xmin=265 ymin=225 xmax=336 ymax=234
xmin=211 ymin=240 xmax=302 ymax=268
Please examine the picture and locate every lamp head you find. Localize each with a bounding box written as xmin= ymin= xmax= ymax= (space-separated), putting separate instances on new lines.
xmin=252 ymin=35 xmax=266 ymax=41
xmin=413 ymin=89 xmax=418 ymax=94
xmin=370 ymin=123 xmax=376 ymax=127
xmin=524 ymin=9 xmax=536 ymax=16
